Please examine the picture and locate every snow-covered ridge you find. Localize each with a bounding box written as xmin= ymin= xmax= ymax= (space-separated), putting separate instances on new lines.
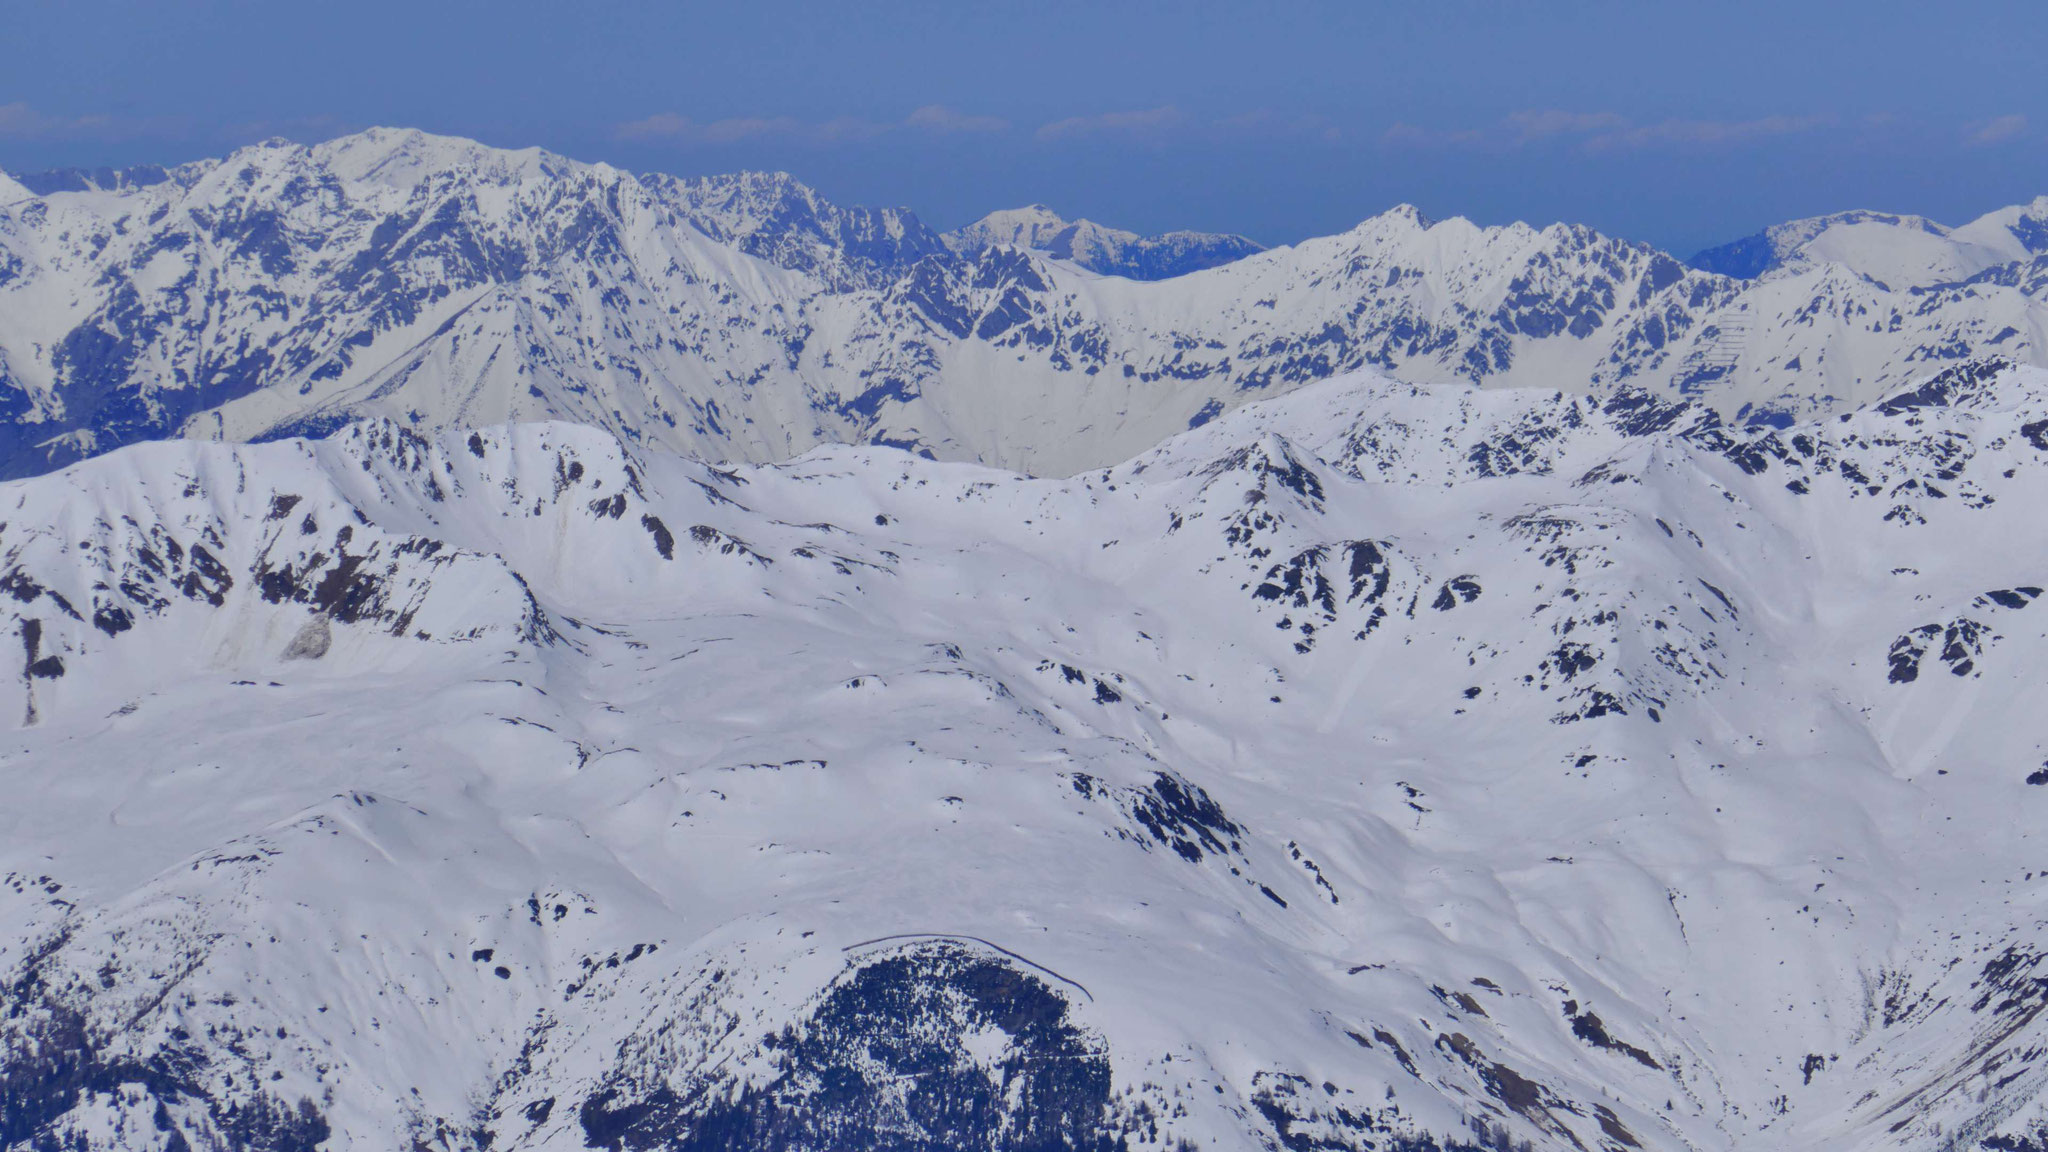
xmin=1690 ymin=197 xmax=2048 ymax=287
xmin=638 ymin=168 xmax=951 ymax=290
xmin=0 ymin=168 xmax=36 ymax=205
xmin=8 ymin=359 xmax=2048 ymax=1150
xmin=310 ymin=125 xmax=578 ymax=190
xmin=0 ymin=126 xmax=2044 ymax=485
xmin=941 ymin=202 xmax=1266 ymax=279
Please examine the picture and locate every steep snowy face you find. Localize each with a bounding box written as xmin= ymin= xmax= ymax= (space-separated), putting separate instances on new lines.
xmin=0 ymin=169 xmax=34 ymax=205
xmin=7 ymin=359 xmax=2048 ymax=1151
xmin=0 ymin=128 xmax=2044 ymax=483
xmin=942 ymin=204 xmax=1266 ymax=279
xmin=1952 ymin=194 xmax=2048 ymax=259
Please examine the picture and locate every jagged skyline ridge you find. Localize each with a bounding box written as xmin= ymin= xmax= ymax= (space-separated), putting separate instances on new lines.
xmin=6 ymin=126 xmax=2043 ymax=274
xmin=0 ymin=127 xmax=2045 ymax=483
xmin=1 ymin=0 xmax=2040 ymax=255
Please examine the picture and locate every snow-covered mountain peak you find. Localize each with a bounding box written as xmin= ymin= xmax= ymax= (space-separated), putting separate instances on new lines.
xmin=309 ymin=125 xmax=577 ymax=190
xmin=639 ymin=168 xmax=948 ymax=289
xmin=1793 ymin=213 xmax=2013 ymax=289
xmin=1332 ymin=202 xmax=1430 ymax=242
xmin=0 ymin=126 xmax=2044 ymax=484
xmin=943 ymin=202 xmax=1264 ymax=279
xmin=1335 ymin=204 xmax=1549 ymax=262
xmin=1375 ymin=201 xmax=1436 ymax=228
xmin=944 ymin=203 xmax=1076 ymax=251
xmin=1953 ymin=193 xmax=2048 ymax=257
xmin=1690 ymin=198 xmax=2048 ymax=287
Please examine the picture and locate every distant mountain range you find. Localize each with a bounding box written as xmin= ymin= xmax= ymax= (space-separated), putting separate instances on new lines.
xmin=940 ymin=203 xmax=1265 ymax=279
xmin=0 ymin=126 xmax=2043 ymax=481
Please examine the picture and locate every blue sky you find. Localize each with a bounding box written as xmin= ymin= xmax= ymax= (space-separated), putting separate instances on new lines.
xmin=1 ymin=0 xmax=2040 ymax=255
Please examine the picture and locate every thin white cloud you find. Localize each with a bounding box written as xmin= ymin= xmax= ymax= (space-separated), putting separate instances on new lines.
xmin=615 ymin=113 xmax=844 ymax=145
xmin=1504 ymin=109 xmax=1628 ymax=143
xmin=615 ymin=103 xmax=1347 ymax=149
xmin=1967 ymin=113 xmax=2028 ymax=146
xmin=812 ymin=116 xmax=892 ymax=144
xmin=699 ymin=116 xmax=808 ymax=144
xmin=1214 ymin=109 xmax=1343 ymax=142
xmin=617 ymin=107 xmax=997 ymax=145
xmin=1584 ymin=114 xmax=1827 ymax=151
xmin=1384 ymin=109 xmax=1827 ymax=152
xmin=0 ymin=101 xmax=119 ymax=141
xmin=905 ymin=105 xmax=1008 ymax=134
xmin=1034 ymin=105 xmax=1183 ymax=143
xmin=1380 ymin=121 xmax=1483 ymax=148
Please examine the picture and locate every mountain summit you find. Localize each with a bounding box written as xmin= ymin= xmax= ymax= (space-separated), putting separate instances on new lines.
xmin=1689 ymin=196 xmax=2048 ymax=287
xmin=941 ymin=203 xmax=1265 ymax=279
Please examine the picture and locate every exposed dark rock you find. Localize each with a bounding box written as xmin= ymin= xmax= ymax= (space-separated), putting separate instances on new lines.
xmin=579 ymin=941 xmax=1126 ymax=1152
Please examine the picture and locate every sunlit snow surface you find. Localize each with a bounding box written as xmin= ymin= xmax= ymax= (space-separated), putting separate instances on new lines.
xmin=4 ymin=128 xmax=2048 ymax=482
xmin=5 ymin=363 xmax=2048 ymax=1150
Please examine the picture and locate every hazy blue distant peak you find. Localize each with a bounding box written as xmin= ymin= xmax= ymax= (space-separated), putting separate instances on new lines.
xmin=1686 ymin=231 xmax=1778 ymax=280
xmin=943 ymin=204 xmax=1264 ymax=280
xmin=13 ymin=162 xmax=179 ymax=196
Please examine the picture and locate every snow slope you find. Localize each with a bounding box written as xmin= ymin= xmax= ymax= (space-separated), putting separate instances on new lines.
xmin=6 ymin=358 xmax=2048 ymax=1150
xmin=1691 ymin=199 xmax=2048 ymax=287
xmin=2 ymin=129 xmax=2045 ymax=481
